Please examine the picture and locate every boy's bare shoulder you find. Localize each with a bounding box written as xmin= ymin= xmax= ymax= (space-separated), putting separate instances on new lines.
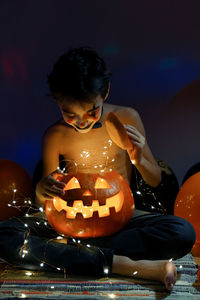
xmin=42 ymin=120 xmax=69 ymax=143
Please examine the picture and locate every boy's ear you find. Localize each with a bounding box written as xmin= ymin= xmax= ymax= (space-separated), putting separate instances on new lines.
xmin=104 ymin=82 xmax=110 ymax=101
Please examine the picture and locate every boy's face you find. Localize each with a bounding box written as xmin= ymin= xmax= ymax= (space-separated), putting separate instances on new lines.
xmin=57 ymin=95 xmax=104 ymax=133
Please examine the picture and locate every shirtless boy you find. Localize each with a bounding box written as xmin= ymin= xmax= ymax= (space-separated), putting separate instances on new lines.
xmin=33 ymin=46 xmax=196 ymax=291
xmin=0 ymin=47 xmax=195 ymax=292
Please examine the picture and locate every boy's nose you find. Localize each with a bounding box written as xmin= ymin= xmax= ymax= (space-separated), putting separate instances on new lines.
xmin=78 ymin=120 xmax=88 ymax=128
xmin=76 ymin=117 xmax=88 ymax=128
xmin=80 ymin=121 xmax=87 ymax=127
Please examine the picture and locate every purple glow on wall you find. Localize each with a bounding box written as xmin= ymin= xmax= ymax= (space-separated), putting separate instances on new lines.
xmin=2 ymin=49 xmax=28 ymax=84
xmin=0 ymin=0 xmax=200 ymax=183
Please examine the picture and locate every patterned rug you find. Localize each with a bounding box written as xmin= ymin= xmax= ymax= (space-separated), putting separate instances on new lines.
xmin=0 ymin=253 xmax=199 ymax=299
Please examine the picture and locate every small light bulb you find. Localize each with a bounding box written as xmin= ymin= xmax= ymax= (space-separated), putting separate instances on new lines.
xmin=133 ymin=271 xmax=138 ymax=275
xmin=136 ymin=191 xmax=141 ymax=195
xmin=108 ymin=294 xmax=116 ymax=299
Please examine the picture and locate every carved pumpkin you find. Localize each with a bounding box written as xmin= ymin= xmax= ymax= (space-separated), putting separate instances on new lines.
xmin=45 ymin=171 xmax=134 ymax=238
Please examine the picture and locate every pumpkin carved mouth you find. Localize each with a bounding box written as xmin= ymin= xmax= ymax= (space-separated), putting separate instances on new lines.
xmin=53 ymin=190 xmax=124 ymax=219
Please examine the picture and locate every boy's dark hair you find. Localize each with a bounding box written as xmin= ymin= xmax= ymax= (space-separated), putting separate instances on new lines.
xmin=48 ymin=46 xmax=112 ymax=101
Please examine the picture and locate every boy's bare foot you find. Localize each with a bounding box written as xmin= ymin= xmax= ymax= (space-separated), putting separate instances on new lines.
xmin=112 ymin=255 xmax=177 ymax=292
xmin=163 ymin=260 xmax=177 ymax=291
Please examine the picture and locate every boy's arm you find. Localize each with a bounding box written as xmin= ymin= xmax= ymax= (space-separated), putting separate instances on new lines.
xmin=117 ymin=107 xmax=161 ymax=187
xmin=35 ymin=128 xmax=65 ymax=207
xmin=42 ymin=129 xmax=60 ymax=177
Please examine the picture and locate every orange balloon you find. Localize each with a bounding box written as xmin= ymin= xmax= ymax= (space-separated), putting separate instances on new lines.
xmin=174 ymin=172 xmax=200 ymax=257
xmin=0 ymin=159 xmax=33 ymax=221
xmin=198 ymin=266 xmax=200 ymax=283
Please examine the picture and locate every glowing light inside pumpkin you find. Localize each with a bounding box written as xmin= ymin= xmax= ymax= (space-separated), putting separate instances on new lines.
xmin=82 ymin=189 xmax=92 ymax=196
xmin=64 ymin=177 xmax=81 ymax=190
xmin=53 ymin=176 xmax=124 ymax=219
xmin=95 ymin=177 xmax=112 ymax=189
xmin=53 ymin=190 xmax=124 ymax=218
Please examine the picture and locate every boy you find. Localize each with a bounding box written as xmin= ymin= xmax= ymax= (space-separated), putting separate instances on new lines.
xmin=0 ymin=47 xmax=196 ymax=291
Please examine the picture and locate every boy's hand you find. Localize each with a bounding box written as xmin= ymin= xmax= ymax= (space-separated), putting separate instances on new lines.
xmin=124 ymin=124 xmax=146 ymax=165
xmin=36 ymin=170 xmax=66 ymax=201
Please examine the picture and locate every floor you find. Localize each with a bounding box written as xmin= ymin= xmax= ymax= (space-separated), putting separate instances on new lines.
xmin=0 ymin=254 xmax=199 ymax=299
xmin=194 ymin=256 xmax=200 ymax=281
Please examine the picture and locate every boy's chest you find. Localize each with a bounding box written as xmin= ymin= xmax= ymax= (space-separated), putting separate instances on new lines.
xmin=59 ymin=124 xmax=128 ymax=175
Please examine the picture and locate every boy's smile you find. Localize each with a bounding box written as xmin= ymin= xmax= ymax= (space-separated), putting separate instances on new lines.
xmin=57 ymin=95 xmax=104 ymax=133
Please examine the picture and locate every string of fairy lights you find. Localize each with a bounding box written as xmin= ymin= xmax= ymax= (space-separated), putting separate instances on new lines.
xmin=3 ymin=139 xmax=118 ymax=274
xmin=0 ymin=138 xmax=184 ymax=298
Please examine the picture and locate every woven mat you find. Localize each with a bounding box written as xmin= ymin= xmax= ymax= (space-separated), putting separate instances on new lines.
xmin=0 ymin=253 xmax=199 ymax=299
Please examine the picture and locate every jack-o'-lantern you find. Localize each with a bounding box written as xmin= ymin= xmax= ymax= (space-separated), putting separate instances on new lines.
xmin=45 ymin=171 xmax=134 ymax=238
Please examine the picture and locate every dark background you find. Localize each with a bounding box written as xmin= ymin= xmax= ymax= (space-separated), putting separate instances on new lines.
xmin=1 ymin=0 xmax=200 ymax=185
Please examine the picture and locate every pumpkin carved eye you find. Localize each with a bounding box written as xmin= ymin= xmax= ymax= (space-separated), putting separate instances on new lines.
xmin=94 ymin=177 xmax=112 ymax=189
xmin=64 ymin=177 xmax=81 ymax=190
